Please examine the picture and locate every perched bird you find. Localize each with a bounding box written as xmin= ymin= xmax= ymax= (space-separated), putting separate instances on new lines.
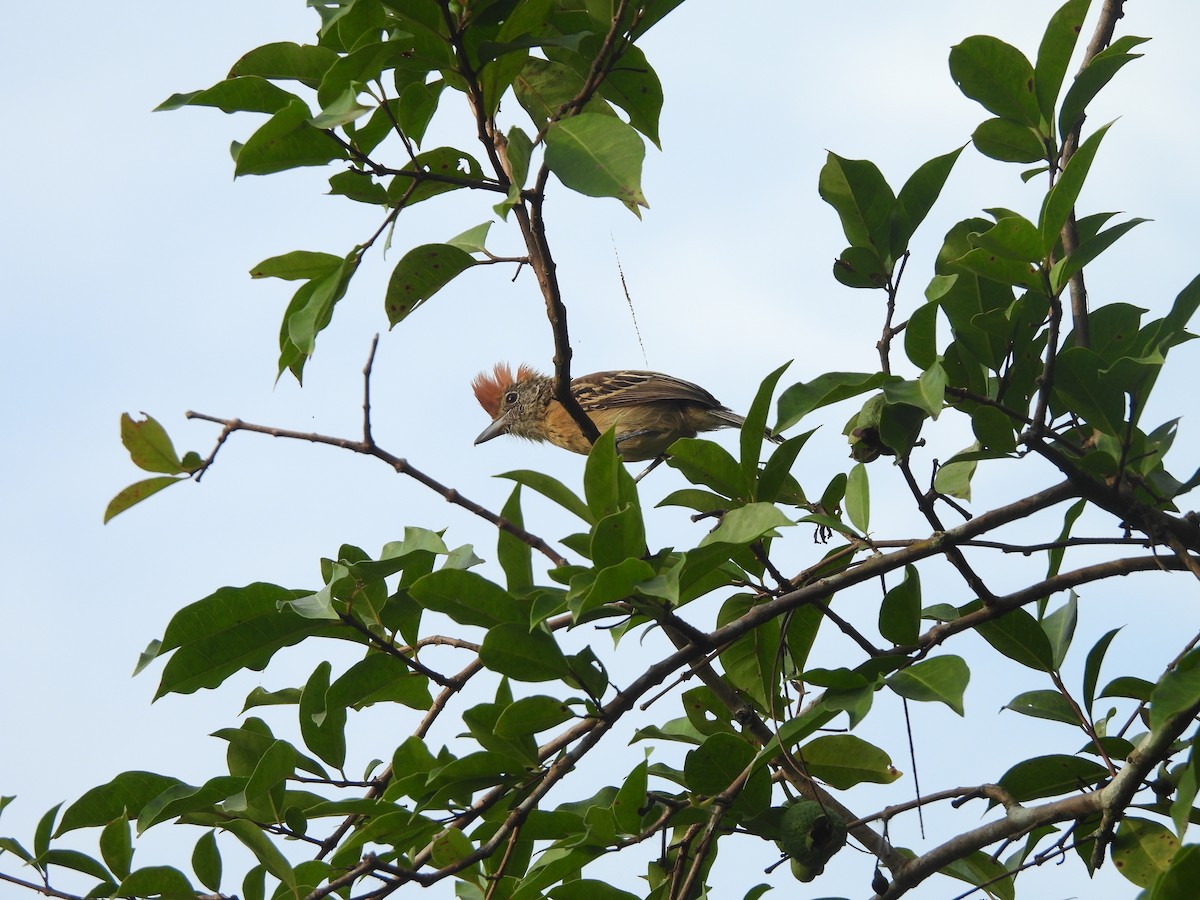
xmin=472 ymin=363 xmax=776 ymax=462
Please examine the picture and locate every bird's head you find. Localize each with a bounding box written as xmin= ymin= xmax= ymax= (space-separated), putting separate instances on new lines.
xmin=471 ymin=362 xmax=546 ymax=444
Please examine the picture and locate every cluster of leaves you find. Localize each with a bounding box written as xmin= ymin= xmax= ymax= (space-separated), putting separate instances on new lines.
xmin=157 ymin=0 xmax=670 ymax=386
xmin=6 ymin=2 xmax=1200 ymax=900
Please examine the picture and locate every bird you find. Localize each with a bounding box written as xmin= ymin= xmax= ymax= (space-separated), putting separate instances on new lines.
xmin=472 ymin=363 xmax=778 ymax=462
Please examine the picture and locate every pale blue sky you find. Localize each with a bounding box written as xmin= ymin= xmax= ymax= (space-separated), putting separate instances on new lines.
xmin=3 ymin=2 xmax=1199 ymax=898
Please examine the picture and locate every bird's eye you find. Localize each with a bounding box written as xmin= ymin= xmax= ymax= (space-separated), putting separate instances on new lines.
xmin=504 ymin=390 xmax=519 ymax=404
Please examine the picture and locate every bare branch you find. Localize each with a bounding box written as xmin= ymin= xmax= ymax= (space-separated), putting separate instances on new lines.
xmin=184 ymin=411 xmax=568 ymax=567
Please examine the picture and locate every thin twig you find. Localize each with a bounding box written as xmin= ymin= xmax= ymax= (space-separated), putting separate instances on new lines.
xmin=184 ymin=411 xmax=568 ymax=567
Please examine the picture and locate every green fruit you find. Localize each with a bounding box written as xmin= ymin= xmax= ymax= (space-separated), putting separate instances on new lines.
xmin=790 ymin=857 xmax=824 ymax=882
xmin=780 ymin=800 xmax=848 ymax=869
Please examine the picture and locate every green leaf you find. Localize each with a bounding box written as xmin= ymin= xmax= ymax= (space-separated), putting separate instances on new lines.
xmin=776 ymin=372 xmax=897 ymax=432
xmin=1053 ymin=346 xmax=1126 ymax=435
xmin=568 ymin=558 xmax=655 ymax=618
xmin=499 ymin=470 xmax=593 ymax=523
xmin=933 ymin=443 xmax=980 ymax=501
xmin=221 ymin=819 xmax=297 ymax=895
xmin=596 ymin=43 xmax=663 ymax=147
xmin=845 ymin=463 xmax=869 ymax=532
xmin=1112 ymin=817 xmax=1179 ymax=887
xmin=700 ymin=503 xmax=792 ymax=547
xmin=684 ymin=732 xmax=754 ymax=795
xmin=1083 ymin=627 xmax=1121 ymax=713
xmin=971 ymin=406 xmax=1017 ymax=453
xmin=1171 ymin=746 xmax=1200 ymax=840
xmin=394 ymin=79 xmax=445 ymax=146
xmin=1050 ymin=217 xmax=1149 ymax=294
xmin=883 ymin=362 xmax=946 ymax=419
xmin=998 ymin=754 xmax=1108 ymax=802
xmin=939 ymin=851 xmax=1016 ymax=900
xmin=156 ymin=77 xmax=298 ymax=115
xmin=384 ymin=243 xmax=476 ymax=326
xmin=832 ymin=244 xmax=888 ymax=289
xmin=798 ymin=735 xmax=899 ymax=789
xmin=477 ymin=31 xmax=587 ymax=65
xmin=316 ymin=37 xmax=426 ymax=109
xmin=718 ymin=595 xmax=780 ymax=712
xmin=327 ymin=653 xmax=431 ymax=711
xmin=1042 ymin=591 xmax=1077 ymax=668
xmin=250 ymin=250 xmax=341 ymax=281
xmin=1059 ymin=35 xmax=1149 ymax=136
xmin=682 ymin=732 xmax=770 ymax=817
xmin=1034 ymin=0 xmax=1091 ymax=124
xmin=949 ymin=247 xmax=1042 ymax=292
xmin=57 ymin=772 xmax=183 ymax=835
xmin=656 ymin=488 xmax=733 ymax=514
xmin=1039 ymin=122 xmax=1112 ymax=253
xmin=611 ymin=760 xmax=649 ymax=835
xmin=498 ymin=485 xmax=533 ymax=592
xmin=974 ymin=605 xmax=1056 ymax=672
xmin=410 ymin=569 xmax=524 ymax=629
xmin=120 ymin=413 xmax=186 ymax=474
xmin=480 ymin=624 xmax=569 ymax=681
xmin=905 ymin=300 xmax=939 ymax=369
xmin=40 ymin=849 xmax=111 ymax=883
xmin=100 ymin=815 xmax=132 ymax=880
xmin=887 ymin=656 xmax=969 ymax=715
xmin=446 ymin=222 xmax=493 ymax=254
xmin=494 ymin=695 xmax=574 ymax=739
xmin=664 ymin=438 xmax=750 ymax=501
xmin=544 ymin=114 xmax=648 ymax=215
xmin=949 ymin=35 xmax=1040 ymax=127
xmin=551 ymin=881 xmax=641 ymax=900
xmin=1048 ymin=497 xmax=1087 ymax=579
xmin=309 ymin=87 xmax=373 ymax=128
xmin=388 ymin=146 xmax=486 ymax=206
xmin=105 ymin=475 xmax=186 ymax=523
xmin=1003 ymin=689 xmax=1077 ymax=724
xmin=514 ymin=57 xmax=614 ymax=126
xmin=758 ymin=429 xmax=816 ymax=505
xmin=192 ymin=831 xmax=222 ymax=893
xmin=234 ymin=99 xmax=347 ymax=176
xmin=300 ymin=665 xmax=346 ymax=769
xmin=153 ymin=583 xmax=341 ymax=698
xmin=1150 ymin=648 xmax=1200 ymax=732
xmin=972 ymin=116 xmax=1047 ymax=163
xmin=228 ymin=42 xmax=339 ymax=89
xmin=1099 ymin=675 xmax=1155 ymax=702
xmin=116 ymin=866 xmax=196 ymax=899
xmin=741 ymin=362 xmax=790 ymax=484
xmin=1147 ymin=844 xmax=1200 ymax=900
xmin=879 ymin=566 xmax=922 ymax=646
xmin=280 ymin=249 xmax=359 ymax=365
xmin=892 ymin=145 xmax=964 ymax=255
xmin=971 ymin=215 xmax=1043 ymax=263
xmin=818 ymin=152 xmax=895 ymax=256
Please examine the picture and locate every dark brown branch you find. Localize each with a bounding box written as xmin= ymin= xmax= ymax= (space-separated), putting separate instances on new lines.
xmin=874 ymin=690 xmax=1200 ymax=898
xmin=0 ymin=873 xmax=85 ymax=900
xmin=899 ymin=459 xmax=997 ymax=604
xmin=878 ymin=250 xmax=910 ymax=375
xmin=335 ymin=613 xmax=451 ymax=687
xmin=1026 ymin=436 xmax=1200 ymax=555
xmin=920 ymin=553 xmax=1195 ymax=651
xmin=184 ymin=411 xmax=569 ymax=567
xmin=1056 ymin=0 xmax=1127 ymax=349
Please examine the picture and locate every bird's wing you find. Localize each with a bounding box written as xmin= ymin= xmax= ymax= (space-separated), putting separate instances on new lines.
xmin=573 ymin=371 xmax=724 ymax=410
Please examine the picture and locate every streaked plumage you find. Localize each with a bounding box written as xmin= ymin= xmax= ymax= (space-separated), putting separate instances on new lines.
xmin=472 ymin=363 xmax=770 ymax=461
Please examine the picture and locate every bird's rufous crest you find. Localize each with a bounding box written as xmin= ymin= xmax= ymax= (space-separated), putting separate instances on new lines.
xmin=472 ymin=362 xmax=537 ymax=417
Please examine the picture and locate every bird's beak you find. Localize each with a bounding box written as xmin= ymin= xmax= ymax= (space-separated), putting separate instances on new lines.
xmin=474 ymin=412 xmax=512 ymax=445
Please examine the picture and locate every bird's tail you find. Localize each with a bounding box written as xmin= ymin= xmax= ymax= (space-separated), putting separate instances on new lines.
xmin=711 ymin=408 xmax=784 ymax=444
